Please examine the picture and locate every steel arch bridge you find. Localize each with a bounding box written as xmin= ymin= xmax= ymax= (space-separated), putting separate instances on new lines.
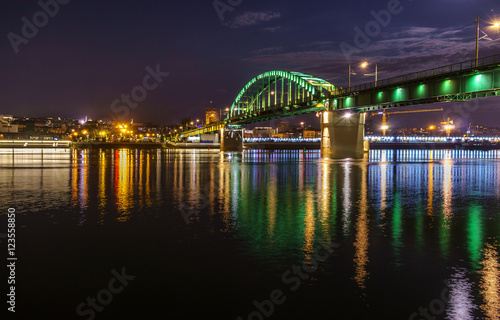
xmin=179 ymin=71 xmax=339 ymax=138
xmin=178 ymin=53 xmax=500 ymax=139
xmin=227 ymin=71 xmax=337 ymax=123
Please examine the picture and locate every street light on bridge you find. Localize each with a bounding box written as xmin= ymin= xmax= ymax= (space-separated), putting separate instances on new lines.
xmin=361 ymin=61 xmax=378 ymax=86
xmin=474 ymin=17 xmax=500 ymax=67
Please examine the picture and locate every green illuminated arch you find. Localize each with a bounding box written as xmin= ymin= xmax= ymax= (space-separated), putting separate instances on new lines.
xmin=228 ymin=71 xmax=337 ymax=119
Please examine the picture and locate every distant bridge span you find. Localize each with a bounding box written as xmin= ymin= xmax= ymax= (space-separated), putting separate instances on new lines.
xmin=178 ymin=54 xmax=500 ymax=157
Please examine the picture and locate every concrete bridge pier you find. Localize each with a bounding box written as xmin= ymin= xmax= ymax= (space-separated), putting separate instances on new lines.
xmin=321 ymin=111 xmax=366 ymax=159
xmin=220 ymin=128 xmax=243 ymax=152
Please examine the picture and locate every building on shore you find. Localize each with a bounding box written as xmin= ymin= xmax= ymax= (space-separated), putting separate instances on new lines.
xmin=206 ymin=108 xmax=218 ymax=125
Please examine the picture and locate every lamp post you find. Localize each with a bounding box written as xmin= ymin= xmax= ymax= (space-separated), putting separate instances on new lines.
xmin=476 ymin=16 xmax=480 ymax=67
xmin=348 ymin=61 xmax=351 ymax=92
xmin=219 ymin=107 xmax=230 ymax=121
xmin=473 ymin=17 xmax=500 ymax=67
xmin=361 ymin=61 xmax=378 ymax=86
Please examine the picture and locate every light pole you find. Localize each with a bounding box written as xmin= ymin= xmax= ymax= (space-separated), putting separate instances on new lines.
xmin=474 ymin=17 xmax=500 ymax=67
xmin=476 ymin=16 xmax=480 ymax=67
xmin=361 ymin=61 xmax=378 ymax=86
xmin=348 ymin=61 xmax=351 ymax=92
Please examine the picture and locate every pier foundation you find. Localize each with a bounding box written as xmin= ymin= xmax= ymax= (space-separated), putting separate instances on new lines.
xmin=220 ymin=128 xmax=243 ymax=152
xmin=321 ymin=112 xmax=366 ymax=159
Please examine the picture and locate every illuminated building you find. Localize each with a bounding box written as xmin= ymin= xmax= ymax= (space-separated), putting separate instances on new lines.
xmin=206 ymin=108 xmax=218 ymax=125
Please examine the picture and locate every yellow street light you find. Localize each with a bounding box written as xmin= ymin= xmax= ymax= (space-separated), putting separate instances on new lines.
xmin=381 ymin=125 xmax=389 ymax=130
xmin=361 ymin=62 xmax=368 ymax=68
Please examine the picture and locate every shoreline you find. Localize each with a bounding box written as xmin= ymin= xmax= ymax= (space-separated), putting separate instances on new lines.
xmin=1 ymin=140 xmax=499 ymax=151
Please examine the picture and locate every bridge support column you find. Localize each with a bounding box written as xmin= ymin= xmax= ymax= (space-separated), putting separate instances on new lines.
xmin=221 ymin=128 xmax=243 ymax=152
xmin=321 ymin=112 xmax=366 ymax=159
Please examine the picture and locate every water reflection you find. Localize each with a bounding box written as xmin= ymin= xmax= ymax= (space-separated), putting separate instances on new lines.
xmin=354 ymin=164 xmax=369 ymax=291
xmin=1 ymin=148 xmax=500 ymax=318
xmin=479 ymin=242 xmax=500 ymax=319
xmin=446 ymin=268 xmax=476 ymax=320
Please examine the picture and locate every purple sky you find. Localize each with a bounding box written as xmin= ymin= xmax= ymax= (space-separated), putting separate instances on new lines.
xmin=1 ymin=0 xmax=500 ymax=128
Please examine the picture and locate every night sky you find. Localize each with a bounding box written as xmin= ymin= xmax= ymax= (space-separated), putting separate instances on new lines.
xmin=2 ymin=0 xmax=500 ymax=129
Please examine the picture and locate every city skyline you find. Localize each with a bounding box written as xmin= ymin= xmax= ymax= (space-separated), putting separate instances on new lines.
xmin=2 ymin=1 xmax=500 ymax=125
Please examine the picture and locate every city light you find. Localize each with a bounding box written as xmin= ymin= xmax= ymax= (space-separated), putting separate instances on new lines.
xmin=361 ymin=62 xmax=368 ymax=68
xmin=380 ymin=125 xmax=389 ymax=130
xmin=429 ymin=125 xmax=436 ymax=130
xmin=343 ymin=112 xmax=353 ymax=119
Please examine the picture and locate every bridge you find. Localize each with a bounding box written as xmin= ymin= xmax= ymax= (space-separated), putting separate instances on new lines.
xmin=178 ymin=54 xmax=500 ymax=158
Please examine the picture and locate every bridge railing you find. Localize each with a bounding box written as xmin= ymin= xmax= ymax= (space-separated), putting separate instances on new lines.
xmin=331 ymin=54 xmax=500 ymax=96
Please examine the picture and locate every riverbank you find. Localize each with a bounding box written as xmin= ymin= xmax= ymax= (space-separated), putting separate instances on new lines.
xmin=72 ymin=141 xmax=166 ymax=149
xmin=2 ymin=140 xmax=500 ymax=151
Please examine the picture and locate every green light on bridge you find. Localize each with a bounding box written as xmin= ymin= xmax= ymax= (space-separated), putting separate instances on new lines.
xmin=466 ymin=74 xmax=490 ymax=92
xmin=439 ymin=79 xmax=454 ymax=95
xmin=416 ymin=84 xmax=426 ymax=99
xmin=377 ymin=91 xmax=384 ymax=102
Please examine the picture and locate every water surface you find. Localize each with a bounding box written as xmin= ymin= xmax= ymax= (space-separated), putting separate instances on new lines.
xmin=0 ymin=148 xmax=499 ymax=319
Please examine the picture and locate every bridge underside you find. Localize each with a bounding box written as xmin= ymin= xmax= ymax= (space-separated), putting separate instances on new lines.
xmin=225 ymin=102 xmax=325 ymax=126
